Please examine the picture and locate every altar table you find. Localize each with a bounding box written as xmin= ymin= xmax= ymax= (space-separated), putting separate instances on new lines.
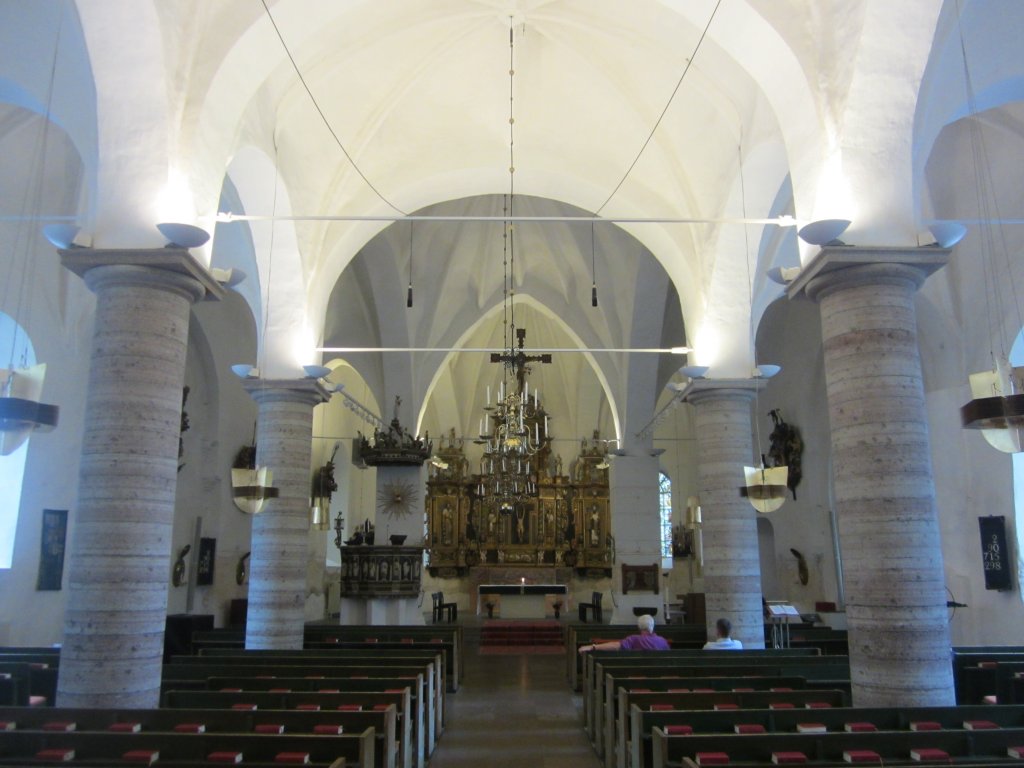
xmin=477 ymin=583 xmax=569 ymax=618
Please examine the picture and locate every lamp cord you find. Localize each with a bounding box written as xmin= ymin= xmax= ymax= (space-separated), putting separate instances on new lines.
xmin=4 ymin=7 xmax=63 ymax=372
xmin=955 ymin=0 xmax=1023 ymax=370
xmin=595 ymin=0 xmax=722 ymax=216
xmin=738 ymin=140 xmax=765 ymax=464
xmin=259 ymin=0 xmax=406 ymax=216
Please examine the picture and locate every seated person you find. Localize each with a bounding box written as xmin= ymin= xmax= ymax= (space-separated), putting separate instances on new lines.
xmin=703 ymin=617 xmax=743 ymax=650
xmin=579 ymin=614 xmax=670 ymax=653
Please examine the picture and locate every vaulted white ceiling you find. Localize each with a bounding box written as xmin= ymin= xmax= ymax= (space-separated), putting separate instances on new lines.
xmin=7 ymin=0 xmax=1011 ymax=434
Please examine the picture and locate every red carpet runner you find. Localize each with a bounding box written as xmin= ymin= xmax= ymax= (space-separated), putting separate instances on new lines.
xmin=478 ymin=620 xmax=565 ymax=655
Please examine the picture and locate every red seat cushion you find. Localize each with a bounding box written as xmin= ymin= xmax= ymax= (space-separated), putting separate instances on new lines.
xmin=772 ymin=752 xmax=807 ymax=765
xmin=696 ymin=752 xmax=729 ymax=766
xmin=910 ymin=721 xmax=941 ymax=731
xmin=910 ymin=748 xmax=950 ymax=762
xmin=734 ymin=724 xmax=765 ymax=734
xmin=964 ymin=720 xmax=999 ymax=730
xmin=665 ymin=725 xmax=693 ymax=735
xmin=844 ymin=722 xmax=877 ymax=732
xmin=843 ymin=750 xmax=881 ymax=764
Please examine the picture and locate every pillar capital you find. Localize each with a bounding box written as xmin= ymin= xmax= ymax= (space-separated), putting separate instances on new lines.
xmin=242 ymin=378 xmax=332 ymax=408
xmin=60 ymin=247 xmax=225 ymax=304
xmin=788 ymin=245 xmax=950 ymax=304
xmin=680 ymin=377 xmax=765 ymax=407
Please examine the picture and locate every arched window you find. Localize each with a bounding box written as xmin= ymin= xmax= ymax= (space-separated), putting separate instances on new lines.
xmin=0 ymin=312 xmax=35 ymax=568
xmin=659 ymin=471 xmax=673 ymax=560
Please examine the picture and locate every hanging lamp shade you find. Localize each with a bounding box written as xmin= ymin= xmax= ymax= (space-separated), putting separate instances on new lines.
xmin=0 ymin=364 xmax=59 ymax=456
xmin=960 ymin=362 xmax=1024 ymax=453
xmin=231 ymin=466 xmax=279 ymax=515
xmin=311 ymin=503 xmax=331 ymax=530
xmin=742 ymin=464 xmax=789 ymax=513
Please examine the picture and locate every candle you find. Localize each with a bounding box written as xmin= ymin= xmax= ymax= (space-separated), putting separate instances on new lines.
xmin=535 ymin=423 xmax=539 ymax=442
xmin=524 ymin=381 xmax=528 ymax=401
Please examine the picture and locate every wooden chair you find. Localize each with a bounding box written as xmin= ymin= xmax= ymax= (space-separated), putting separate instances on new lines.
xmin=579 ymin=591 xmax=603 ymax=623
xmin=432 ymin=592 xmax=457 ymax=623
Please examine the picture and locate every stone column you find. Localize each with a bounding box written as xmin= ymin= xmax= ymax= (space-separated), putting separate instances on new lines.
xmin=57 ymin=249 xmax=222 ymax=708
xmin=608 ymin=453 xmax=663 ymax=622
xmin=792 ymin=245 xmax=954 ymax=706
xmin=683 ymin=380 xmax=766 ymax=649
xmin=243 ymin=379 xmax=330 ymax=649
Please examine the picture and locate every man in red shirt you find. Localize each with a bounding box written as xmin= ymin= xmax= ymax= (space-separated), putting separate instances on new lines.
xmin=579 ymin=614 xmax=670 ymax=653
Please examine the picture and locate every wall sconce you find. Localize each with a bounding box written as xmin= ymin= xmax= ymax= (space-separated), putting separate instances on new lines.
xmin=753 ymin=364 xmax=781 ymax=379
xmin=766 ymin=266 xmax=801 ymax=285
xmin=210 ymin=267 xmax=247 ymax=287
xmin=303 ymin=365 xmax=332 ymax=380
xmin=156 ymin=222 xmax=210 ymax=249
xmin=231 ymin=364 xmax=259 ymax=379
xmin=928 ymin=221 xmax=967 ymax=248
xmin=797 ymin=219 xmax=851 ymax=246
xmin=42 ymin=224 xmax=81 ymax=249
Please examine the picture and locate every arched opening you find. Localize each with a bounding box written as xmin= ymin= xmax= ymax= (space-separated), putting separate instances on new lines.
xmin=0 ymin=311 xmax=36 ymax=568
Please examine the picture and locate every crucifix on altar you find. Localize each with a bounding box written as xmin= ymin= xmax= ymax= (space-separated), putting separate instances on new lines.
xmin=490 ymin=327 xmax=551 ymax=394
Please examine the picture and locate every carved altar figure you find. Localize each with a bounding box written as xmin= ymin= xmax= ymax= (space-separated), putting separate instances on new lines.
xmin=589 ymin=504 xmax=601 ymax=547
xmin=441 ymin=504 xmax=454 ymax=545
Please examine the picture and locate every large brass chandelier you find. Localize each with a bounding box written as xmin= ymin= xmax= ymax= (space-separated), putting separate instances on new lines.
xmin=473 ymin=22 xmax=550 ymax=510
xmin=476 ymin=328 xmax=550 ymax=508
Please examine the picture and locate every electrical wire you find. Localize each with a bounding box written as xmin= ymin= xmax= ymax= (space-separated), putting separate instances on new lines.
xmin=595 ymin=0 xmax=723 ymax=215
xmin=259 ymin=0 xmax=406 ymax=216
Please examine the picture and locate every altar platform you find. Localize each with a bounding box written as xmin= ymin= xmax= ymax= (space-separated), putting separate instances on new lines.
xmin=476 ymin=583 xmax=569 ymax=618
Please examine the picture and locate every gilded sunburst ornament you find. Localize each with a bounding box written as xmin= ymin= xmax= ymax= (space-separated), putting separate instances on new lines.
xmin=377 ymin=480 xmax=418 ymax=518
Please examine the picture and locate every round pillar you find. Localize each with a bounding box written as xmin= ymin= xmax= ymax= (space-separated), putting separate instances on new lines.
xmin=243 ymin=379 xmax=330 ymax=649
xmin=56 ymin=250 xmax=220 ymax=708
xmin=802 ymin=248 xmax=954 ymax=706
xmin=685 ymin=381 xmax=766 ymax=649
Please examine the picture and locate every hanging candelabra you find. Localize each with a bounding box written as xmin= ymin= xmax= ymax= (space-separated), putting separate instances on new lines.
xmin=475 ymin=347 xmax=549 ymax=508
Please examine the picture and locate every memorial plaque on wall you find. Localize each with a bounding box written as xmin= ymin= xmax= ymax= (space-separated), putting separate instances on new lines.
xmin=979 ymin=515 xmax=1012 ymax=591
xmin=37 ymin=509 xmax=67 ymax=590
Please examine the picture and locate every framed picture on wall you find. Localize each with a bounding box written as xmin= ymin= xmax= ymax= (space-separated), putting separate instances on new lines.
xmin=37 ymin=509 xmax=68 ymax=591
xmin=197 ymin=537 xmax=216 ymax=586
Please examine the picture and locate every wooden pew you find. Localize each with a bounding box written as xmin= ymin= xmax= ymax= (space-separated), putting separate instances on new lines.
xmin=0 ymin=728 xmax=374 ymax=767
xmin=951 ymin=647 xmax=1024 ymax=703
xmin=161 ymin=688 xmax=419 ymax=768
xmin=195 ymin=646 xmax=450 ymax=698
xmin=605 ymin=689 xmax=846 ymax=768
xmin=650 ymin=724 xmax=1024 ymax=768
xmin=190 ymin=626 xmax=464 ymax=690
xmin=0 ymin=662 xmax=55 ymax=707
xmin=174 ymin=650 xmax=446 ymax=719
xmin=630 ymin=703 xmax=1024 ymax=768
xmin=567 ymin=625 xmax=711 ymax=689
xmin=609 ymin=678 xmax=808 ymax=768
xmin=162 ymin=661 xmax=436 ymax=752
xmin=580 ymin=649 xmax=823 ymax=727
xmin=0 ymin=704 xmax=398 ymax=768
xmin=589 ymin=655 xmax=850 ymax=750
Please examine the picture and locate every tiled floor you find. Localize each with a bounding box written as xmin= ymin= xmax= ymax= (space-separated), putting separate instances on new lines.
xmin=427 ymin=638 xmax=602 ymax=767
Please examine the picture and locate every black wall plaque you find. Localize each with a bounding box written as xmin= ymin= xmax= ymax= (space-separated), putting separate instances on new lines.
xmin=196 ymin=537 xmax=216 ymax=586
xmin=37 ymin=509 xmax=67 ymax=591
xmin=979 ymin=515 xmax=1012 ymax=591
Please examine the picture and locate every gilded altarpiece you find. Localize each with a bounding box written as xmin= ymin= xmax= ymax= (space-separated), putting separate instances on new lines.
xmin=425 ymin=430 xmax=612 ymax=576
